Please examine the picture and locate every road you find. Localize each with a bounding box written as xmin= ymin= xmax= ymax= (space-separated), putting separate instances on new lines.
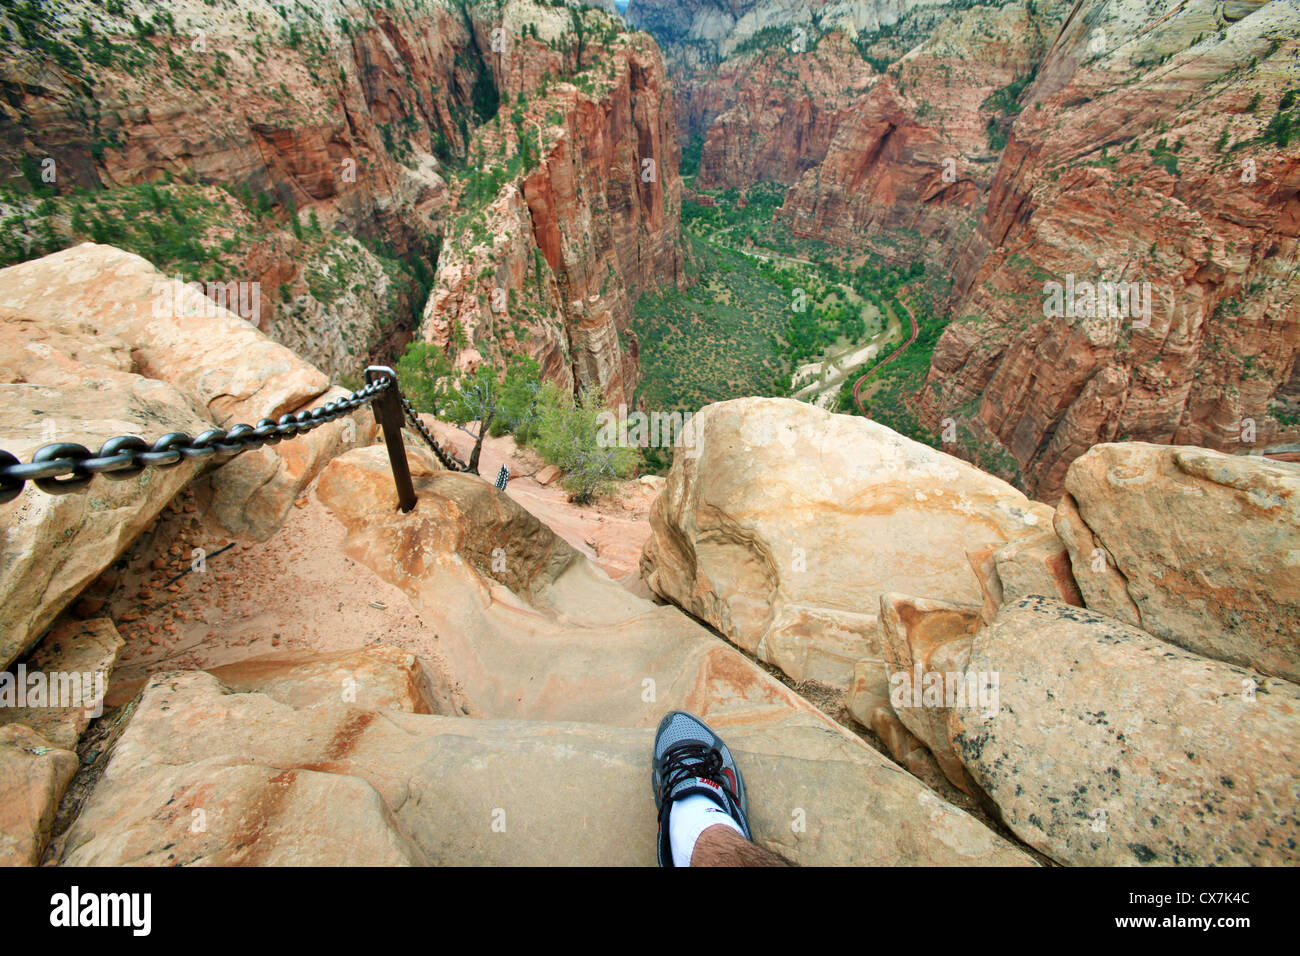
xmin=852 ymin=297 xmax=919 ymax=413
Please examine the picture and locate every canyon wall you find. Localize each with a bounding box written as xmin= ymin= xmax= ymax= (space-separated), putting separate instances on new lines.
xmin=0 ymin=0 xmax=682 ymax=398
xmin=917 ymin=0 xmax=1300 ymax=500
xmin=0 ymin=0 xmax=477 ymax=378
xmin=780 ymin=1 xmax=1065 ymax=262
xmin=420 ymin=4 xmax=684 ymax=406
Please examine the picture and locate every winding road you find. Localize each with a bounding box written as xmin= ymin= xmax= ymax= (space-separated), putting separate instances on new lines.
xmin=852 ymin=298 xmax=919 ymax=413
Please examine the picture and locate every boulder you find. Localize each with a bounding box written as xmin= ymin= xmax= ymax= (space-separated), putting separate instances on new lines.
xmin=969 ymin=530 xmax=1083 ymax=625
xmin=640 ymin=398 xmax=1053 ymax=689
xmin=949 ymin=596 xmax=1300 ymax=866
xmin=0 ymin=724 xmax=77 ymax=866
xmin=845 ymin=660 xmax=946 ymax=787
xmin=1055 ymin=443 xmax=1300 ymax=681
xmin=0 ymin=308 xmax=208 ymax=669
xmin=0 ymin=244 xmax=326 ymax=422
xmin=208 ymin=384 xmax=376 ymax=539
xmin=0 ymin=244 xmax=377 ymax=543
xmin=0 ymin=618 xmax=123 ymax=750
xmin=877 ymin=593 xmax=983 ymax=795
xmin=0 ymin=245 xmax=376 ymax=666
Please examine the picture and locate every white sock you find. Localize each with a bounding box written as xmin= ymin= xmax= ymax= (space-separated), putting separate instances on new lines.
xmin=669 ymin=793 xmax=744 ymax=867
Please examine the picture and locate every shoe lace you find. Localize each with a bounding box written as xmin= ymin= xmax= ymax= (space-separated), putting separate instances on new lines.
xmin=660 ymin=742 xmax=728 ymax=806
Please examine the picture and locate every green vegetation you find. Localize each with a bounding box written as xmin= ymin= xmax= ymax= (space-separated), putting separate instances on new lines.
xmin=680 ymin=135 xmax=705 ymax=179
xmin=1148 ymin=137 xmax=1180 ymax=176
xmin=836 ymin=292 xmax=948 ymax=447
xmin=636 ymin=181 xmax=935 ymax=433
xmin=633 ymin=233 xmax=793 ymax=412
xmin=982 ymin=68 xmax=1037 ymax=151
xmin=1264 ymin=89 xmax=1298 ymax=147
xmin=0 ymin=181 xmax=242 ymax=275
xmin=532 ymin=385 xmax=638 ymax=503
xmin=681 ymin=182 xmax=787 ymax=242
xmin=398 ymin=342 xmax=635 ymax=501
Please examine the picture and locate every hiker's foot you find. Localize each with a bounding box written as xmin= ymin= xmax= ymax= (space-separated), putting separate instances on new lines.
xmin=651 ymin=710 xmax=752 ymax=866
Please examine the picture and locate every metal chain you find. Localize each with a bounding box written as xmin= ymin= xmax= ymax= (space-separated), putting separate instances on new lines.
xmin=398 ymin=395 xmax=469 ymax=472
xmin=0 ymin=378 xmax=393 ymax=505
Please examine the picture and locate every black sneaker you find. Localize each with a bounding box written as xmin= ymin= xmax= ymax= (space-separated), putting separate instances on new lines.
xmin=651 ymin=710 xmax=752 ymax=867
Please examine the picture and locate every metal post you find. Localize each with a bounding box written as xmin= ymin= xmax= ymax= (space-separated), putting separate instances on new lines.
xmin=365 ymin=365 xmax=417 ymax=513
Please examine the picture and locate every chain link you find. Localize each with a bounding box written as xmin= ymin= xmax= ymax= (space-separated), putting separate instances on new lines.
xmin=398 ymin=395 xmax=469 ymax=472
xmin=0 ymin=378 xmax=393 ymax=505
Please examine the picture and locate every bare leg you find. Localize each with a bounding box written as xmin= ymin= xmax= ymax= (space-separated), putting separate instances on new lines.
xmin=689 ymin=824 xmax=795 ymax=867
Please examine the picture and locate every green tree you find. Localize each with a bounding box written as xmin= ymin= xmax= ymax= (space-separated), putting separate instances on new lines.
xmin=568 ymin=7 xmax=588 ymax=73
xmin=396 ymin=341 xmax=454 ymax=416
xmin=442 ymin=354 xmax=541 ymax=475
xmin=492 ymin=355 xmax=545 ymax=441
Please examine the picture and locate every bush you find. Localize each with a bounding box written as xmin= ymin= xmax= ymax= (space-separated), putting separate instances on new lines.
xmin=532 ymin=385 xmax=637 ymax=503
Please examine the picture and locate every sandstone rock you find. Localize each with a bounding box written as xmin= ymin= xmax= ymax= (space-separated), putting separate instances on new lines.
xmin=1056 ymin=443 xmax=1300 ymax=681
xmin=4 ymin=245 xmax=378 ymax=520
xmin=205 ymin=646 xmax=444 ymax=715
xmin=535 ymin=465 xmax=561 ymax=486
xmin=877 ymin=593 xmax=983 ymax=795
xmin=0 ymin=619 xmax=123 ymax=751
xmin=967 ymin=544 xmax=1003 ymax=626
xmin=641 ymin=398 xmax=1052 ymax=689
xmin=208 ymin=384 xmax=377 ymax=539
xmin=308 ymin=444 xmax=1033 ymax=864
xmin=845 ymin=660 xmax=945 ymax=788
xmin=991 ymin=530 xmax=1083 ymax=609
xmin=692 ymin=33 xmax=872 ymax=191
xmin=949 ymin=596 xmax=1300 ymax=866
xmin=62 ymin=661 xmax=1030 ymax=866
xmin=0 ymin=724 xmax=77 ymax=867
xmin=0 ymin=245 xmax=327 ymax=423
xmin=970 ymin=530 xmax=1083 ymax=625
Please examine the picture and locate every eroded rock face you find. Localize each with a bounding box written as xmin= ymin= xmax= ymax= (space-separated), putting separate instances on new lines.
xmin=0 ymin=618 xmax=123 ymax=750
xmin=780 ymin=1 xmax=1061 ymax=261
xmin=950 ymin=596 xmax=1300 ymax=866
xmin=1054 ymin=442 xmax=1300 ymax=682
xmin=422 ymin=21 xmax=684 ymax=406
xmin=0 ymin=1 xmax=467 ymax=373
xmin=691 ymin=33 xmax=875 ymax=190
xmin=0 ymin=617 xmax=124 ymax=866
xmin=0 ymin=304 xmax=208 ymax=669
xmin=917 ymin=0 xmax=1300 ymax=498
xmin=969 ymin=528 xmax=1083 ymax=626
xmin=629 ymin=0 xmax=950 ymax=62
xmin=0 ymin=244 xmax=377 ymax=540
xmin=640 ymin=398 xmax=1053 ymax=689
xmin=0 ymin=724 xmax=77 ymax=867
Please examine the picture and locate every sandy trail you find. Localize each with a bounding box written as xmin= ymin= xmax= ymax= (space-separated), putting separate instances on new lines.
xmin=108 ymin=424 xmax=660 ymax=688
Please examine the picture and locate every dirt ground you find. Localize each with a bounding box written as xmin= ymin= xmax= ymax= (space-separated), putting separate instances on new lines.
xmin=104 ymin=428 xmax=659 ymax=688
